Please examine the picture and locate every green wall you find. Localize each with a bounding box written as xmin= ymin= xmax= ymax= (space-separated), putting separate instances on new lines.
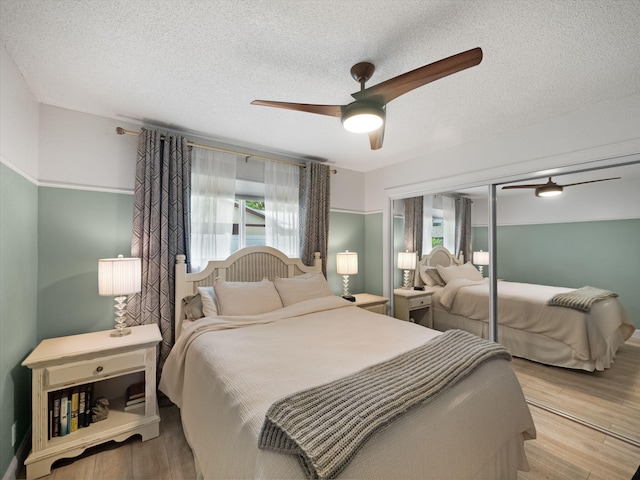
xmin=0 ymin=164 xmax=38 ymax=474
xmin=472 ymin=219 xmax=640 ymax=327
xmin=327 ymin=211 xmax=366 ymax=296
xmin=37 ymin=188 xmax=135 ymax=340
xmin=364 ymin=212 xmax=384 ymax=296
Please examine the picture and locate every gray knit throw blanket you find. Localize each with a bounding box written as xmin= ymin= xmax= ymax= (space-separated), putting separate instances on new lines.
xmin=547 ymin=285 xmax=618 ymax=312
xmin=258 ymin=329 xmax=511 ymax=479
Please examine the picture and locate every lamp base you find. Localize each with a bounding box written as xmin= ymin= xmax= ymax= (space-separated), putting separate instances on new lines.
xmin=342 ymin=295 xmax=356 ymax=302
xmin=111 ymin=327 xmax=131 ymax=337
xmin=111 ymin=295 xmax=131 ymax=337
xmin=402 ymin=269 xmax=413 ymax=289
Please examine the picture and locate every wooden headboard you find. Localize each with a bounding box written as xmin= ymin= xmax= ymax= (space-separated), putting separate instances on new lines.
xmin=414 ymin=246 xmax=463 ymax=287
xmin=174 ymin=246 xmax=322 ymax=337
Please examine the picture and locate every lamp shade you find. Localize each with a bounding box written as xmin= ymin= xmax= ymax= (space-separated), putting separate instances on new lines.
xmin=397 ymin=251 xmax=417 ymax=270
xmin=473 ymin=250 xmax=490 ymax=266
xmin=336 ymin=251 xmax=358 ymax=275
xmin=99 ymin=255 xmax=142 ymax=296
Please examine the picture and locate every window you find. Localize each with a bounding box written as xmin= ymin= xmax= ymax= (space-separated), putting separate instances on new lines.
xmin=190 ymin=151 xmax=300 ymax=271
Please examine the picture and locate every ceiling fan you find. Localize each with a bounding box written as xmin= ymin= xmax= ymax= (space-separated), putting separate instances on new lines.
xmin=251 ymin=47 xmax=483 ymax=150
xmin=502 ymin=176 xmax=621 ymax=197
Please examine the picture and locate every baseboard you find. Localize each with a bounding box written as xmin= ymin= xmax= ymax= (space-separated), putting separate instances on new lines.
xmin=2 ymin=428 xmax=30 ymax=480
xmin=634 ymin=329 xmax=640 ymax=339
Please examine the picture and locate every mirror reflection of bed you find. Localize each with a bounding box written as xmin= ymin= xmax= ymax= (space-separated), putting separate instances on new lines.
xmin=391 ymin=162 xmax=640 ymax=446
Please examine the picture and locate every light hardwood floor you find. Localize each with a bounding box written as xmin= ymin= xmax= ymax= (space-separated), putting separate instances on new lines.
xmin=20 ymin=341 xmax=640 ymax=479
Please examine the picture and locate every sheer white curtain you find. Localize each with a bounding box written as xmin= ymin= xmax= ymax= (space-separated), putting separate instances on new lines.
xmin=190 ymin=148 xmax=237 ymax=272
xmin=265 ymin=162 xmax=299 ymax=257
xmin=442 ymin=194 xmax=456 ymax=254
xmin=422 ymin=195 xmax=433 ymax=255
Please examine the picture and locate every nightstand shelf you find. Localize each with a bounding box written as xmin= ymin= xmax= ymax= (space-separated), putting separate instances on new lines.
xmin=22 ymin=324 xmax=162 ymax=479
xmin=393 ymin=288 xmax=434 ymax=327
xmin=351 ymin=293 xmax=389 ymax=314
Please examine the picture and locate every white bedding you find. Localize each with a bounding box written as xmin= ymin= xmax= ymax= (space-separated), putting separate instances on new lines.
xmin=160 ymin=296 xmax=535 ymax=479
xmin=432 ymin=279 xmax=634 ymax=370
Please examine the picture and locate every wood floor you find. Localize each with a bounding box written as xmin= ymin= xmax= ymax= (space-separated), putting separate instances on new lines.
xmin=20 ymin=341 xmax=640 ymax=479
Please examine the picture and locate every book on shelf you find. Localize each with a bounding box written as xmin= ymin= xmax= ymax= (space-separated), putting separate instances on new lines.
xmin=48 ymin=383 xmax=95 ymax=437
xmin=83 ymin=383 xmax=93 ymax=428
xmin=70 ymin=388 xmax=79 ymax=432
xmin=125 ymin=396 xmax=146 ymax=407
xmin=59 ymin=390 xmax=69 ymax=436
xmin=124 ymin=401 xmax=145 ymax=412
xmin=78 ymin=387 xmax=86 ymax=428
xmin=125 ymin=381 xmax=145 ymax=402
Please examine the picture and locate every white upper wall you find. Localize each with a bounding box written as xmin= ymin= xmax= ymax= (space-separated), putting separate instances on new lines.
xmin=365 ymin=93 xmax=640 ymax=213
xmin=36 ymin=104 xmax=366 ymax=211
xmin=0 ymin=44 xmax=39 ymax=180
xmin=471 ymin=175 xmax=640 ymax=226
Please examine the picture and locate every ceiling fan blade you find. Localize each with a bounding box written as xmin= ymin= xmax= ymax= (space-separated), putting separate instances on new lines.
xmin=560 ymin=177 xmax=621 ymax=188
xmin=251 ymin=100 xmax=343 ymax=117
xmin=501 ymin=184 xmax=545 ymax=189
xmin=368 ymin=124 xmax=385 ymax=150
xmin=352 ymin=47 xmax=483 ymax=105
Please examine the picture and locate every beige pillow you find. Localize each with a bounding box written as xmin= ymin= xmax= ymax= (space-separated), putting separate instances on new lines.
xmin=419 ymin=266 xmax=445 ymax=287
xmin=274 ymin=273 xmax=333 ymax=306
xmin=213 ymin=278 xmax=283 ymax=316
xmin=197 ymin=286 xmax=218 ymax=317
xmin=436 ymin=262 xmax=483 ymax=283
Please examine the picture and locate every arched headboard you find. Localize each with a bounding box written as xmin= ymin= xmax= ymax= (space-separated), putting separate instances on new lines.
xmin=414 ymin=246 xmax=463 ymax=287
xmin=174 ymin=246 xmax=322 ymax=337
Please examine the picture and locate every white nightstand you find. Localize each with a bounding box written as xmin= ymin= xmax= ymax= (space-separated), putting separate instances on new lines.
xmin=22 ymin=324 xmax=162 ymax=479
xmin=393 ymin=288 xmax=434 ymax=327
xmin=351 ymin=293 xmax=389 ymax=314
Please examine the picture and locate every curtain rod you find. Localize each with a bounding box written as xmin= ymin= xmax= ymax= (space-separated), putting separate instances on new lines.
xmin=116 ymin=127 xmax=336 ymax=173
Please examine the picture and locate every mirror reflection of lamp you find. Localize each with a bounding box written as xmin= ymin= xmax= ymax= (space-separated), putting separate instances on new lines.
xmin=98 ymin=255 xmax=141 ymax=337
xmin=473 ymin=250 xmax=490 ymax=277
xmin=397 ymin=251 xmax=417 ymax=290
xmin=336 ymin=250 xmax=358 ymax=301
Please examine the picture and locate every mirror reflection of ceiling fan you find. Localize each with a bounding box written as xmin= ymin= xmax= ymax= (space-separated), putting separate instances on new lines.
xmin=502 ymin=176 xmax=621 ymax=197
xmin=251 ymin=48 xmax=483 ymax=150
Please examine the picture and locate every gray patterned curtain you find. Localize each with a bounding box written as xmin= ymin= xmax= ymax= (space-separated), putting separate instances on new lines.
xmin=128 ymin=128 xmax=191 ymax=374
xmin=454 ymin=196 xmax=472 ymax=263
xmin=299 ymin=163 xmax=330 ymax=275
xmin=403 ymin=196 xmax=423 ymax=254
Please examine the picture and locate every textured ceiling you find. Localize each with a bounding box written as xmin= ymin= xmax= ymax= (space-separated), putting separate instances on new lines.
xmin=2 ymin=0 xmax=640 ymax=172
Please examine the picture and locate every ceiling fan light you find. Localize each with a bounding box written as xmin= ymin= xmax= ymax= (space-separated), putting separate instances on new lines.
xmin=535 ymin=185 xmax=563 ymax=197
xmin=341 ymin=103 xmax=385 ymax=133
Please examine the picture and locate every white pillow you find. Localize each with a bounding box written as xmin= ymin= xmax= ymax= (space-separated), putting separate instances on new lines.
xmin=213 ymin=278 xmax=283 ymax=316
xmin=419 ymin=266 xmax=445 ymax=287
xmin=274 ymin=273 xmax=333 ymax=307
xmin=436 ymin=262 xmax=483 ymax=283
xmin=197 ymin=286 xmax=218 ymax=317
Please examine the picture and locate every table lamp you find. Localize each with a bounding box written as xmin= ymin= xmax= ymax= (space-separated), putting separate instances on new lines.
xmin=99 ymin=255 xmax=142 ymax=336
xmin=398 ymin=251 xmax=417 ymax=289
xmin=336 ymin=250 xmax=358 ymax=301
xmin=473 ymin=250 xmax=490 ymax=276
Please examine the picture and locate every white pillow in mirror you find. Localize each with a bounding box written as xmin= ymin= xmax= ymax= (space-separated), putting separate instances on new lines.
xmin=419 ymin=266 xmax=445 ymax=287
xmin=436 ymin=262 xmax=483 ymax=283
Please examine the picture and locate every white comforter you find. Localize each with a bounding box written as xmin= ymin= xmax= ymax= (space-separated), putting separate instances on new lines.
xmin=160 ymin=296 xmax=535 ymax=479
xmin=433 ymin=279 xmax=634 ymax=363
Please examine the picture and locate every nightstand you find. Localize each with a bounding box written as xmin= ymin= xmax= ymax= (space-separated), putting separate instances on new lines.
xmin=22 ymin=324 xmax=162 ymax=479
xmin=393 ymin=288 xmax=434 ymax=327
xmin=351 ymin=293 xmax=389 ymax=314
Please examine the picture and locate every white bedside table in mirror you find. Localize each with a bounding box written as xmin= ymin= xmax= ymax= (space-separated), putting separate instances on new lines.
xmin=393 ymin=288 xmax=435 ymax=327
xmin=22 ymin=324 xmax=162 ymax=479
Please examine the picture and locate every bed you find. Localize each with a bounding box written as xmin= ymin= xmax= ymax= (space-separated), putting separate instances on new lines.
xmin=159 ymin=246 xmax=535 ymax=479
xmin=416 ymin=246 xmax=634 ymax=372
